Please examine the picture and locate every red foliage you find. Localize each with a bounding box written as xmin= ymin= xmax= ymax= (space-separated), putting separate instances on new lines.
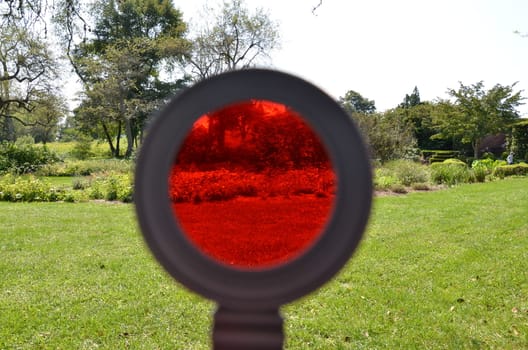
xmin=169 ymin=99 xmax=336 ymax=269
xmin=176 ymin=99 xmax=330 ymax=170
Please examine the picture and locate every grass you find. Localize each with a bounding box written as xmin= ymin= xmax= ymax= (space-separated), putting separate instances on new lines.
xmin=42 ymin=141 xmax=116 ymax=159
xmin=1 ymin=178 xmax=527 ymax=348
xmin=174 ymin=196 xmax=333 ymax=268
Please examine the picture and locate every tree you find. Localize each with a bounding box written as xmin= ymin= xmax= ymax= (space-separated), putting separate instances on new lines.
xmin=339 ymin=90 xmax=376 ymax=114
xmin=353 ymin=111 xmax=416 ymax=162
xmin=182 ymin=0 xmax=280 ymax=157
xmin=72 ymin=0 xmax=189 ymax=157
xmin=16 ymin=90 xmax=67 ymax=143
xmin=0 ymin=2 xmax=60 ymax=141
xmin=433 ymin=81 xmax=524 ymax=159
xmin=185 ymin=0 xmax=280 ymax=81
xmin=399 ymin=86 xmax=421 ymax=109
xmin=509 ymin=120 xmax=528 ymax=162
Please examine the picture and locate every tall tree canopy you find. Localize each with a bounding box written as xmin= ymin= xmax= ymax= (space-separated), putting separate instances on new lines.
xmin=339 ymin=90 xmax=376 ymax=115
xmin=72 ymin=0 xmax=189 ymax=157
xmin=399 ymin=86 xmax=421 ymax=109
xmin=185 ymin=0 xmax=280 ymax=81
xmin=433 ymin=81 xmax=524 ymax=159
xmin=0 ymin=1 xmax=61 ymax=141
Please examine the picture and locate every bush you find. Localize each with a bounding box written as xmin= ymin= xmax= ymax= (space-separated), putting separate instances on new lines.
xmin=70 ymin=135 xmax=94 ymax=160
xmin=492 ymin=163 xmax=528 ymax=178
xmin=481 ymin=152 xmax=495 ymax=160
xmin=382 ymin=160 xmax=430 ymax=186
xmin=471 ymin=165 xmax=487 ymax=183
xmin=442 ymin=158 xmax=467 ymax=166
xmin=430 ymin=160 xmax=472 ymax=186
xmin=374 ymin=174 xmax=399 ymax=191
xmin=390 ymin=183 xmax=408 ymax=194
xmin=0 ymin=174 xmax=65 ymax=202
xmin=169 ymin=168 xmax=335 ymax=203
xmin=0 ymin=141 xmax=59 ymax=174
xmin=88 ymin=173 xmax=134 ymax=202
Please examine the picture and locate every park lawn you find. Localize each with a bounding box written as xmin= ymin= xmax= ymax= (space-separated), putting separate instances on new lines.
xmin=0 ymin=178 xmax=527 ymax=349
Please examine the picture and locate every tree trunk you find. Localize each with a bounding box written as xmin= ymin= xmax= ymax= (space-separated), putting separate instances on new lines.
xmin=116 ymin=120 xmax=122 ymax=158
xmin=102 ymin=122 xmax=116 ymax=156
xmin=125 ymin=118 xmax=134 ymax=158
xmin=473 ymin=139 xmax=480 ymax=159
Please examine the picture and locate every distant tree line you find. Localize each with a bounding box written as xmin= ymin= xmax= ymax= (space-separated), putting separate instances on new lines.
xmin=1 ymin=0 xmax=525 ymax=163
xmin=339 ymin=82 xmax=525 ymax=162
xmin=176 ymin=100 xmax=329 ymax=171
xmin=0 ymin=0 xmax=279 ymax=158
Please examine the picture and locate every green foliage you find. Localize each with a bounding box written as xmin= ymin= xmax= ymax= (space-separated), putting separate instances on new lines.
xmin=339 ymin=90 xmax=376 ymax=114
xmin=373 ymin=173 xmax=399 ymax=191
xmin=186 ymin=0 xmax=280 ymax=80
xmin=44 ymin=141 xmax=114 ymax=159
xmin=0 ymin=141 xmax=60 ymax=174
xmin=382 ymin=160 xmax=430 ymax=186
xmin=430 ymin=160 xmax=473 ymax=185
xmin=349 ymin=111 xmax=417 ymax=162
xmin=398 ymin=86 xmax=421 ymax=108
xmin=2 ymin=179 xmax=528 ymax=348
xmin=88 ymin=173 xmax=134 ymax=202
xmin=0 ymin=174 xmax=64 ymax=202
xmin=470 ymin=159 xmax=505 ymax=182
xmin=492 ymin=163 xmax=528 ymax=178
xmin=471 ymin=164 xmax=487 ymax=182
xmin=510 ymin=120 xmax=528 ymax=161
xmin=442 ymin=158 xmax=467 ymax=166
xmin=73 ymin=0 xmax=190 ymax=157
xmin=481 ymin=151 xmax=495 ymax=160
xmin=389 ymin=183 xmax=408 ymax=194
xmin=0 ymin=8 xmax=60 ymax=142
xmin=422 ymin=150 xmax=461 ymax=163
xmin=432 ymin=81 xmax=524 ymax=159
xmin=37 ymin=159 xmax=132 ymax=177
xmin=70 ymin=135 xmax=94 ymax=160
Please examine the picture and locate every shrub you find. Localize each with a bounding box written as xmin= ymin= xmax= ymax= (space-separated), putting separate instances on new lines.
xmin=390 ymin=183 xmax=408 ymax=194
xmin=168 ymin=168 xmax=335 ymax=203
xmin=492 ymin=163 xmax=528 ymax=178
xmin=70 ymin=135 xmax=94 ymax=160
xmin=374 ymin=174 xmax=398 ymax=191
xmin=481 ymin=152 xmax=495 ymax=160
xmin=430 ymin=160 xmax=472 ymax=186
xmin=0 ymin=141 xmax=59 ymax=174
xmin=88 ymin=173 xmax=134 ymax=202
xmin=442 ymin=158 xmax=467 ymax=166
xmin=0 ymin=174 xmax=65 ymax=202
xmin=383 ymin=160 xmax=430 ymax=186
xmin=471 ymin=165 xmax=487 ymax=183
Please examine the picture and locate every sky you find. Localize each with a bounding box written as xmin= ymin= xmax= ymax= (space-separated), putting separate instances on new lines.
xmin=176 ymin=0 xmax=528 ymax=116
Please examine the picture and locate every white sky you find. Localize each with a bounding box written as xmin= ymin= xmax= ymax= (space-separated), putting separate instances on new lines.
xmin=176 ymin=0 xmax=528 ymax=116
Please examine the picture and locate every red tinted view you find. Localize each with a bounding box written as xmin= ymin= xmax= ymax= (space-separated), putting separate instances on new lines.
xmin=169 ymin=100 xmax=336 ymax=269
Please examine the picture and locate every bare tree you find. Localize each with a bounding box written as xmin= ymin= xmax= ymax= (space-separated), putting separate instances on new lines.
xmin=0 ymin=1 xmax=59 ymax=140
xmin=185 ymin=0 xmax=280 ymax=81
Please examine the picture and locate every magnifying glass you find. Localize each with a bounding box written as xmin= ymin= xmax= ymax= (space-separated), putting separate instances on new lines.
xmin=134 ymin=69 xmax=372 ymax=349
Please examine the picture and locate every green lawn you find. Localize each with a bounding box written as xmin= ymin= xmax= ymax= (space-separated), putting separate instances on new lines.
xmin=1 ymin=178 xmax=527 ymax=349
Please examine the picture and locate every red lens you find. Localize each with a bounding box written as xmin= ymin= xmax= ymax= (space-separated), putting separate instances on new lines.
xmin=169 ymin=100 xmax=336 ymax=269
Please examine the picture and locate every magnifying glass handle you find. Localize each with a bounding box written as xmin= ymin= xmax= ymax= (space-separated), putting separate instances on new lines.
xmin=213 ymin=306 xmax=283 ymax=349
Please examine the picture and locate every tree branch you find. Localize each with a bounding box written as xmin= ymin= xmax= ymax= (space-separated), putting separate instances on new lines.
xmin=312 ymin=0 xmax=323 ymax=15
